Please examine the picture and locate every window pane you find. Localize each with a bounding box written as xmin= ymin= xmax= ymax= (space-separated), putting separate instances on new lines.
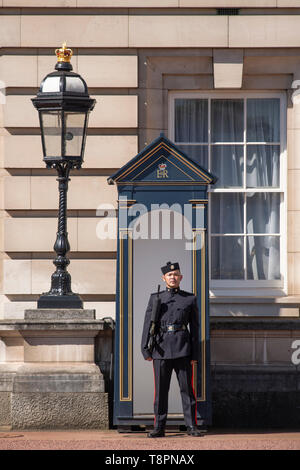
xmin=41 ymin=110 xmax=62 ymax=157
xmin=175 ymin=99 xmax=208 ymax=143
xmin=211 ymin=193 xmax=244 ymax=234
xmin=172 ymin=94 xmax=283 ymax=287
xmin=247 ymin=236 xmax=280 ymax=280
xmin=211 ymin=236 xmax=244 ymax=279
xmin=177 ymin=145 xmax=208 ymax=169
xmin=247 ymin=145 xmax=280 ymax=188
xmin=246 ymin=193 xmax=280 ymax=234
xmin=211 ymin=99 xmax=244 ymax=143
xmin=64 ymin=112 xmax=86 ymax=157
xmin=247 ymin=98 xmax=280 ymax=142
xmin=211 ymin=145 xmax=244 ymax=188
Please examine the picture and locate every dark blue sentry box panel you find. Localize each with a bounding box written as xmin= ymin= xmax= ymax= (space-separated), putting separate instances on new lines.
xmin=108 ymin=134 xmax=217 ymax=429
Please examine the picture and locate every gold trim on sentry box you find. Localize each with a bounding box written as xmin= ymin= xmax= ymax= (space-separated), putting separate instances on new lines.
xmin=115 ymin=142 xmax=164 ymax=181
xmin=119 ymin=230 xmax=133 ymax=402
xmin=189 ymin=199 xmax=208 ymax=204
xmin=115 ymin=182 xmax=206 ymax=186
xmin=132 ymin=154 xmax=195 ymax=182
xmin=192 ymin=229 xmax=206 ymax=402
xmin=115 ymin=142 xmax=212 ymax=184
xmin=118 ymin=199 xmax=136 ymax=207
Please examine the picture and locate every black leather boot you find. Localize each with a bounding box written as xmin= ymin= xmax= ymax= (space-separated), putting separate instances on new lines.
xmin=147 ymin=427 xmax=165 ymax=438
xmin=186 ymin=426 xmax=204 ymax=437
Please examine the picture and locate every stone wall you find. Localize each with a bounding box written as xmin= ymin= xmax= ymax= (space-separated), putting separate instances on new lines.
xmin=211 ymin=318 xmax=300 ymax=428
xmin=2 ymin=44 xmax=300 ymax=318
xmin=1 ymin=3 xmax=300 ymax=429
xmin=1 ymin=5 xmax=300 ymax=320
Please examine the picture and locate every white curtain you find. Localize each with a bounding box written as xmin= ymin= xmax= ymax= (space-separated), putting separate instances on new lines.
xmin=246 ymin=192 xmax=280 ymax=280
xmin=212 ymin=145 xmax=243 ymax=188
xmin=246 ymin=99 xmax=280 ymax=281
xmin=175 ymin=99 xmax=208 ymax=143
xmin=175 ymin=99 xmax=208 ymax=168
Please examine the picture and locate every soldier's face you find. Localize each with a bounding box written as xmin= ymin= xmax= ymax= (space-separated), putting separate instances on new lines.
xmin=162 ymin=270 xmax=182 ymax=288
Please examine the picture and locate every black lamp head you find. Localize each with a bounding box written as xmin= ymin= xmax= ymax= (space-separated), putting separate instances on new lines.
xmin=32 ymin=44 xmax=96 ymax=168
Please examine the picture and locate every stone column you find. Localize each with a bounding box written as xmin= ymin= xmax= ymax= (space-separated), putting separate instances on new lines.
xmin=0 ymin=309 xmax=113 ymax=430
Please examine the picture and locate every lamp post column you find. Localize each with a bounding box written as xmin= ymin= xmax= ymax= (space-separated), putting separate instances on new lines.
xmin=15 ymin=44 xmax=111 ymax=433
xmin=32 ymin=44 xmax=95 ymax=309
xmin=38 ymin=161 xmax=82 ymax=308
xmin=51 ymin=163 xmax=71 ymax=296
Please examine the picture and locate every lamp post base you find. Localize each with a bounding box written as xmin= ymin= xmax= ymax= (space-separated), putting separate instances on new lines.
xmin=37 ymin=293 xmax=83 ymax=309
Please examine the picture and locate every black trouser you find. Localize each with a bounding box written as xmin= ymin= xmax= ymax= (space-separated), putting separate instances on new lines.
xmin=152 ymin=356 xmax=197 ymax=429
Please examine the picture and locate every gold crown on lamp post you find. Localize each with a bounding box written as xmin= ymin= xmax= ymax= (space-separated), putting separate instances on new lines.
xmin=55 ymin=43 xmax=73 ymax=63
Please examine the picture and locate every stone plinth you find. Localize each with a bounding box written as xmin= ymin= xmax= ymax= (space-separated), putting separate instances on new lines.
xmin=24 ymin=308 xmax=96 ymax=320
xmin=0 ymin=309 xmax=113 ymax=430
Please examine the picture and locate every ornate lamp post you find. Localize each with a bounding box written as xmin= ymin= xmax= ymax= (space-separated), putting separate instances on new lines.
xmin=32 ymin=44 xmax=96 ymax=308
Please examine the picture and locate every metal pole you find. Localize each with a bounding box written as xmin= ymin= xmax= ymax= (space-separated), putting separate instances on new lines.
xmin=51 ymin=162 xmax=71 ymax=295
xmin=37 ymin=161 xmax=83 ymax=308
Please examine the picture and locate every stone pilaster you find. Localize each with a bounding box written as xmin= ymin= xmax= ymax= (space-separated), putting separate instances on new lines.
xmin=0 ymin=309 xmax=113 ymax=430
xmin=287 ymin=70 xmax=300 ymax=295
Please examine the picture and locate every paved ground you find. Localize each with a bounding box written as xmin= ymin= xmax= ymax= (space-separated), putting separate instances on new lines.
xmin=0 ymin=429 xmax=299 ymax=451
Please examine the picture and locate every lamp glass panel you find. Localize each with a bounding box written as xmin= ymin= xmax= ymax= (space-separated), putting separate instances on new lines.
xmin=41 ymin=110 xmax=62 ymax=157
xmin=64 ymin=112 xmax=86 ymax=157
xmin=65 ymin=76 xmax=85 ymax=93
xmin=41 ymin=76 xmax=60 ymax=93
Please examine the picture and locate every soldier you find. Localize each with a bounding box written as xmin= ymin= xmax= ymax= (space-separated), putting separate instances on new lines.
xmin=141 ymin=261 xmax=203 ymax=438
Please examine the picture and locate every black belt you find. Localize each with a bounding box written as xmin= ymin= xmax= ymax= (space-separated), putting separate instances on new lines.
xmin=160 ymin=324 xmax=187 ymax=333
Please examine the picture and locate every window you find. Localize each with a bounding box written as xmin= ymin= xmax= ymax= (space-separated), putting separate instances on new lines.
xmin=169 ymin=92 xmax=286 ymax=295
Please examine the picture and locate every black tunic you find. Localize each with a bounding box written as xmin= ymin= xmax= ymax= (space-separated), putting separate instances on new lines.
xmin=141 ymin=288 xmax=200 ymax=361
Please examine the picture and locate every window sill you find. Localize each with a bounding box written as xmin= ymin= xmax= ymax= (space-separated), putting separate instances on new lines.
xmin=210 ymin=295 xmax=300 ymax=305
xmin=210 ymin=317 xmax=300 ymax=330
xmin=209 ymin=295 xmax=300 ymax=317
xmin=210 ymin=287 xmax=286 ymax=298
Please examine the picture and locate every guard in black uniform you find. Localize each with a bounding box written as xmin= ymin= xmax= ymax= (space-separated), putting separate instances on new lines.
xmin=141 ymin=261 xmax=203 ymax=438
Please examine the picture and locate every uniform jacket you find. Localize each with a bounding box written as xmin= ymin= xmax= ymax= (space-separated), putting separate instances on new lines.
xmin=141 ymin=288 xmax=200 ymax=361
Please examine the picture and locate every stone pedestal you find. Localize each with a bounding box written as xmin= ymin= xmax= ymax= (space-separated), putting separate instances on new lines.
xmin=0 ymin=309 xmax=113 ymax=430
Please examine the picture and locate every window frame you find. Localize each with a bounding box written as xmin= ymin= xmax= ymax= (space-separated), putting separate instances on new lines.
xmin=168 ymin=91 xmax=287 ymax=297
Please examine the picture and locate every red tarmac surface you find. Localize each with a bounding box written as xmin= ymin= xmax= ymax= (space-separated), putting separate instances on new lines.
xmin=0 ymin=429 xmax=299 ymax=450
